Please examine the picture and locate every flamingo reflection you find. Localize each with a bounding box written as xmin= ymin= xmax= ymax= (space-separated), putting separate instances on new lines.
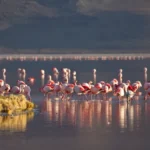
xmin=41 ymin=99 xmax=150 ymax=131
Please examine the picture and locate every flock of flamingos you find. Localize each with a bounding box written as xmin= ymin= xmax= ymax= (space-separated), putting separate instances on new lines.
xmin=0 ymin=67 xmax=150 ymax=102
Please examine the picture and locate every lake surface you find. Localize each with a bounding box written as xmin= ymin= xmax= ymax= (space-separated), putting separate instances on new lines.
xmin=0 ymin=58 xmax=150 ymax=150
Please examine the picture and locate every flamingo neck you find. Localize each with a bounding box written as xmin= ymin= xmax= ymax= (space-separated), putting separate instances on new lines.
xmin=119 ymin=73 xmax=122 ymax=84
xmin=144 ymin=71 xmax=147 ymax=83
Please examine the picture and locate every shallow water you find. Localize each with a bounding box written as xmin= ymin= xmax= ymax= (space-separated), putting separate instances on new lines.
xmin=0 ymin=59 xmax=150 ymax=150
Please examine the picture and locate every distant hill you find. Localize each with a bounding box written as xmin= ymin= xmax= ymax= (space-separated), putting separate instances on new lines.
xmin=0 ymin=0 xmax=150 ymax=53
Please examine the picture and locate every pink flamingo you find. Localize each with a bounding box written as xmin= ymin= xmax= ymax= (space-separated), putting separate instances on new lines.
xmin=90 ymin=82 xmax=102 ymax=100
xmin=18 ymin=68 xmax=22 ymax=79
xmin=100 ymin=83 xmax=112 ymax=100
xmin=143 ymin=67 xmax=150 ymax=100
xmin=27 ymin=77 xmax=35 ymax=85
xmin=40 ymin=83 xmax=54 ymax=99
xmin=74 ymin=81 xmax=87 ymax=99
xmin=10 ymin=86 xmax=20 ymax=94
xmin=92 ymin=69 xmax=97 ymax=84
xmin=61 ymin=84 xmax=74 ymax=100
xmin=110 ymin=78 xmax=119 ymax=92
xmin=40 ymin=69 xmax=45 ymax=86
xmin=114 ymin=86 xmax=125 ymax=100
xmin=21 ymin=69 xmax=26 ymax=81
xmin=118 ymin=69 xmax=123 ymax=84
xmin=72 ymin=71 xmax=77 ymax=83
xmin=53 ymin=82 xmax=62 ymax=97
xmin=2 ymin=68 xmax=6 ymax=82
xmin=11 ymin=84 xmax=31 ymax=101
xmin=47 ymin=75 xmax=55 ymax=84
xmin=52 ymin=67 xmax=59 ymax=82
xmin=132 ymin=81 xmax=142 ymax=95
xmin=0 ymin=79 xmax=4 ymax=87
xmin=0 ymin=83 xmax=10 ymax=95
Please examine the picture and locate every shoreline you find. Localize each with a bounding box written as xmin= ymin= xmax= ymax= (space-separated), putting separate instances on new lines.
xmin=0 ymin=53 xmax=150 ymax=61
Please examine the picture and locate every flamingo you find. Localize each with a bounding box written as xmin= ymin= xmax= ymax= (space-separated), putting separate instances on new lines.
xmin=16 ymin=80 xmax=32 ymax=101
xmin=40 ymin=84 xmax=54 ymax=99
xmin=22 ymin=69 xmax=26 ymax=81
xmin=52 ymin=67 xmax=59 ymax=82
xmin=61 ymin=78 xmax=69 ymax=95
xmin=132 ymin=81 xmax=142 ymax=95
xmin=143 ymin=67 xmax=150 ymax=100
xmin=67 ymin=69 xmax=71 ymax=81
xmin=61 ymin=68 xmax=68 ymax=78
xmin=2 ymin=68 xmax=6 ymax=82
xmin=100 ymin=83 xmax=112 ymax=100
xmin=47 ymin=75 xmax=55 ymax=85
xmin=0 ymin=83 xmax=10 ymax=95
xmin=81 ymin=81 xmax=94 ymax=99
xmin=72 ymin=71 xmax=77 ymax=83
xmin=10 ymin=86 xmax=21 ymax=94
xmin=114 ymin=86 xmax=125 ymax=100
xmin=126 ymin=89 xmax=135 ymax=102
xmin=82 ymin=81 xmax=92 ymax=91
xmin=17 ymin=80 xmax=26 ymax=86
xmin=110 ymin=78 xmax=119 ymax=92
xmin=27 ymin=77 xmax=35 ymax=85
xmin=53 ymin=82 xmax=62 ymax=97
xmin=40 ymin=69 xmax=45 ymax=86
xmin=0 ymin=79 xmax=5 ymax=87
xmin=90 ymin=82 xmax=102 ymax=100
xmin=11 ymin=83 xmax=31 ymax=101
xmin=118 ymin=69 xmax=123 ymax=84
xmin=74 ymin=81 xmax=87 ymax=99
xmin=93 ymin=69 xmax=96 ymax=84
xmin=41 ymin=69 xmax=45 ymax=76
xmin=61 ymin=84 xmax=74 ymax=100
xmin=18 ymin=68 xmax=22 ymax=79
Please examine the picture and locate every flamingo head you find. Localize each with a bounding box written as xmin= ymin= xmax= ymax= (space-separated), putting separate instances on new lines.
xmin=136 ymin=81 xmax=142 ymax=88
xmin=62 ymin=68 xmax=67 ymax=73
xmin=47 ymin=75 xmax=52 ymax=80
xmin=4 ymin=84 xmax=10 ymax=92
xmin=100 ymin=81 xmax=105 ymax=85
xmin=22 ymin=69 xmax=26 ymax=74
xmin=52 ymin=67 xmax=57 ymax=71
xmin=113 ymin=78 xmax=118 ymax=84
xmin=28 ymin=77 xmax=35 ymax=84
xmin=110 ymin=78 xmax=118 ymax=86
xmin=119 ymin=69 xmax=123 ymax=73
xmin=72 ymin=71 xmax=76 ymax=76
xmin=2 ymin=68 xmax=6 ymax=74
xmin=52 ymin=67 xmax=59 ymax=73
xmin=93 ymin=69 xmax=96 ymax=73
xmin=144 ymin=67 xmax=147 ymax=73
xmin=17 ymin=80 xmax=26 ymax=86
xmin=18 ymin=68 xmax=22 ymax=73
xmin=40 ymin=69 xmax=45 ymax=75
xmin=88 ymin=81 xmax=93 ymax=85
xmin=126 ymin=80 xmax=131 ymax=85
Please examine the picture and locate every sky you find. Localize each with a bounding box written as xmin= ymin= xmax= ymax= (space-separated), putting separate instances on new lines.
xmin=76 ymin=0 xmax=150 ymax=14
xmin=0 ymin=0 xmax=150 ymax=52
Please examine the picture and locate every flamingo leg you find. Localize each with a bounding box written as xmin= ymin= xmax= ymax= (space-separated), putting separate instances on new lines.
xmin=61 ymin=93 xmax=65 ymax=100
